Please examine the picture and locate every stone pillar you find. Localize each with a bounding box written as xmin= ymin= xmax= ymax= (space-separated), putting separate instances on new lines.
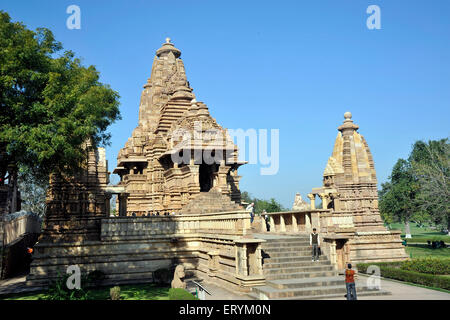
xmin=330 ymin=240 xmax=337 ymax=269
xmin=269 ymin=216 xmax=275 ymax=233
xmin=305 ymin=213 xmax=312 ymax=232
xmin=118 ymin=193 xmax=128 ymax=217
xmin=208 ymin=251 xmax=220 ymax=277
xmin=279 ymin=214 xmax=286 ymax=232
xmin=236 ymin=245 xmax=248 ymax=277
xmin=188 ymin=163 xmax=200 ymax=194
xmin=256 ymin=245 xmax=264 ymax=276
xmin=319 ymin=193 xmax=329 ymax=209
xmin=307 ymin=193 xmax=315 ymax=210
xmin=217 ymin=162 xmax=231 ymax=195
xmin=292 ymin=213 xmax=298 ymax=232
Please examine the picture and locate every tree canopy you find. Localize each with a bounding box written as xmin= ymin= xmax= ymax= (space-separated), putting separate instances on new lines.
xmin=0 ymin=11 xmax=121 ymax=213
xmin=241 ymin=191 xmax=285 ymax=214
xmin=379 ymin=138 xmax=449 ymax=234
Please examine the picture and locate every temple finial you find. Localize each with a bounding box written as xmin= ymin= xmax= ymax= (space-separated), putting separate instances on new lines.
xmin=344 ymin=111 xmax=352 ymax=120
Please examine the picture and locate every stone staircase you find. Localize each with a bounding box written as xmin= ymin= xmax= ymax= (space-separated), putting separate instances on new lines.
xmin=248 ymin=235 xmax=390 ymax=300
xmin=182 ymin=190 xmax=243 ymax=214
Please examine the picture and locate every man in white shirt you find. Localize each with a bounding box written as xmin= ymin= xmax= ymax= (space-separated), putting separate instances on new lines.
xmin=246 ymin=202 xmax=255 ymax=223
xmin=310 ymin=228 xmax=320 ymax=262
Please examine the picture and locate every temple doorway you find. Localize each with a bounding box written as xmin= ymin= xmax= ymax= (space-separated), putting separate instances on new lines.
xmin=199 ymin=164 xmax=213 ymax=192
xmin=335 ymin=239 xmax=349 ymax=270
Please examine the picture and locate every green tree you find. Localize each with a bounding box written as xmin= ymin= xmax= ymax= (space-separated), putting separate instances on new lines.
xmin=0 ymin=11 xmax=121 ymax=213
xmin=410 ymin=139 xmax=450 ymax=234
xmin=17 ymin=168 xmax=48 ymax=217
xmin=379 ymin=159 xmax=420 ymax=238
xmin=240 ymin=191 xmax=285 ymax=214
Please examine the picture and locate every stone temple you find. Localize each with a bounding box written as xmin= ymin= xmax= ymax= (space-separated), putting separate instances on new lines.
xmin=22 ymin=40 xmax=408 ymax=299
xmin=113 ymin=38 xmax=244 ymax=216
xmin=305 ymin=112 xmax=408 ymax=265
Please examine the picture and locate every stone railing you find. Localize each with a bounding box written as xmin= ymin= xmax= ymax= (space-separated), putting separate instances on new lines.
xmin=100 ymin=210 xmax=265 ymax=290
xmin=258 ymin=210 xmax=329 ymax=234
xmin=2 ymin=211 xmax=42 ymax=246
xmin=258 ymin=209 xmax=355 ymax=235
xmin=101 ymin=210 xmax=252 ymax=241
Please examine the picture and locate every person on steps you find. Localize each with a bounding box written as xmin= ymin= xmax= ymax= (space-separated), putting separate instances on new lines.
xmin=310 ymin=228 xmax=320 ymax=262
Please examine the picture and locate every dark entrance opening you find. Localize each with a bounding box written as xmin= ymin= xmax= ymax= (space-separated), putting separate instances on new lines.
xmin=199 ymin=164 xmax=213 ymax=192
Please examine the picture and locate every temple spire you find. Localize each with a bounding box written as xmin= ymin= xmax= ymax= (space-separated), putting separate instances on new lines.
xmin=156 ymin=37 xmax=181 ymax=58
xmin=338 ymin=111 xmax=359 ymax=136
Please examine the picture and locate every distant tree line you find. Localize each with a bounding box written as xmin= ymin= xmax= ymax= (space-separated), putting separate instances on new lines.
xmin=240 ymin=191 xmax=286 ymax=214
xmin=379 ymin=138 xmax=449 ymax=236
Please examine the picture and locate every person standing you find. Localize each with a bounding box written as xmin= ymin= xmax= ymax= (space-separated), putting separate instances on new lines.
xmin=345 ymin=263 xmax=357 ymax=300
xmin=246 ymin=202 xmax=255 ymax=223
xmin=310 ymin=228 xmax=320 ymax=262
xmin=263 ymin=209 xmax=270 ymax=232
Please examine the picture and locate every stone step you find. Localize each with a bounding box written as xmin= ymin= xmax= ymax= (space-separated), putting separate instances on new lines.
xmin=252 ymin=284 xmax=385 ymax=299
xmin=264 ymin=264 xmax=335 ymax=275
xmin=261 ymin=250 xmax=314 ymax=258
xmin=259 ymin=237 xmax=309 ymax=243
xmin=247 ymin=288 xmax=390 ymax=300
xmin=264 ymin=260 xmax=331 ymax=269
xmin=262 ymin=243 xmax=311 ymax=250
xmin=266 ymin=276 xmax=343 ymax=289
xmin=264 ymin=256 xmax=329 ymax=263
xmin=251 ymin=284 xmax=346 ymax=299
xmin=265 ymin=270 xmax=338 ymax=280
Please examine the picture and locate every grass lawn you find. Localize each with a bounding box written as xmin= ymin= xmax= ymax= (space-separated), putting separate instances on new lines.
xmin=406 ymin=245 xmax=450 ymax=259
xmin=1 ymin=283 xmax=170 ymax=300
xmin=386 ymin=222 xmax=450 ymax=258
xmin=389 ymin=222 xmax=450 ymax=243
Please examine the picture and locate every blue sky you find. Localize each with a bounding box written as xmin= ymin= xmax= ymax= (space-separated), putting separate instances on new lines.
xmin=2 ymin=0 xmax=449 ymax=207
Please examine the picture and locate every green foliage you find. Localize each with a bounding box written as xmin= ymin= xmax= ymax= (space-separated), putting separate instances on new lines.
xmin=42 ymin=273 xmax=89 ymax=300
xmin=0 ymin=10 xmax=120 ymax=185
xmin=168 ymin=288 xmax=198 ymax=300
xmin=110 ymin=286 xmax=121 ymax=300
xmin=401 ymin=257 xmax=450 ymax=275
xmin=241 ymin=191 xmax=285 ymax=214
xmin=410 ymin=139 xmax=450 ymax=232
xmin=17 ymin=168 xmax=48 ymax=217
xmin=379 ymin=138 xmax=449 ymax=231
xmin=379 ymin=159 xmax=420 ymax=224
xmin=2 ymin=283 xmax=170 ymax=300
xmin=357 ymin=262 xmax=450 ymax=291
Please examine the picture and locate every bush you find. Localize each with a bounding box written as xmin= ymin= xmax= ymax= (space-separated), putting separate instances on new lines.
xmin=168 ymin=288 xmax=198 ymax=300
xmin=357 ymin=262 xmax=450 ymax=290
xmin=401 ymin=257 xmax=450 ymax=275
xmin=43 ymin=273 xmax=90 ymax=300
